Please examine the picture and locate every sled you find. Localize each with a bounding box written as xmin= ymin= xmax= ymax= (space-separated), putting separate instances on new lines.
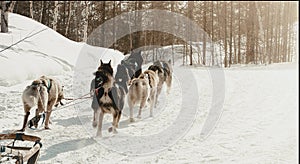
xmin=0 ymin=132 xmax=42 ymax=164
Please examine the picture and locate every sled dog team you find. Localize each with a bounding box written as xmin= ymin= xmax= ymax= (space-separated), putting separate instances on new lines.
xmin=19 ymin=50 xmax=172 ymax=137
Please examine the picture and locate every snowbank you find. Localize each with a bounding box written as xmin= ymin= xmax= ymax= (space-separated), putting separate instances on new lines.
xmin=0 ymin=13 xmax=124 ymax=87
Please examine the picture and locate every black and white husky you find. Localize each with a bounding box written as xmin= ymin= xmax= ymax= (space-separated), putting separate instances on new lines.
xmin=91 ymin=60 xmax=127 ymax=137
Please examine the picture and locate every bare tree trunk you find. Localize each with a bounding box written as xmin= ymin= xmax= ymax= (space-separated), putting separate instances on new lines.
xmin=274 ymin=3 xmax=279 ymax=63
xmin=264 ymin=3 xmax=270 ymax=64
xmin=188 ymin=1 xmax=194 ymax=65
xmin=134 ymin=1 xmax=143 ymax=49
xmin=171 ymin=1 xmax=175 ymax=65
xmin=211 ymin=1 xmax=214 ymax=66
xmin=234 ymin=34 xmax=237 ymax=64
xmin=53 ymin=1 xmax=59 ymax=31
xmin=101 ymin=1 xmax=106 ymax=46
xmin=1 ymin=1 xmax=8 ymax=33
xmin=224 ymin=2 xmax=228 ymax=67
xmin=238 ymin=2 xmax=241 ymax=64
xmin=128 ymin=12 xmax=133 ymax=51
xmin=39 ymin=1 xmax=44 ymax=23
xmin=83 ymin=1 xmax=89 ymax=42
xmin=112 ymin=1 xmax=116 ymax=49
xmin=65 ymin=1 xmax=72 ymax=36
xmin=217 ymin=2 xmax=222 ymax=66
xmin=287 ymin=2 xmax=292 ymax=62
xmin=246 ymin=2 xmax=255 ymax=64
xmin=229 ymin=1 xmax=233 ymax=67
xmin=269 ymin=3 xmax=274 ymax=64
xmin=202 ymin=2 xmax=207 ymax=66
xmin=151 ymin=2 xmax=155 ymax=61
xmin=282 ymin=3 xmax=289 ymax=62
xmin=29 ymin=1 xmax=33 ymax=19
xmin=8 ymin=1 xmax=16 ymax=12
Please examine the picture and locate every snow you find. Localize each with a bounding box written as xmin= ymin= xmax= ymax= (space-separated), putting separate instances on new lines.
xmin=0 ymin=13 xmax=123 ymax=86
xmin=1 ymin=13 xmax=299 ymax=163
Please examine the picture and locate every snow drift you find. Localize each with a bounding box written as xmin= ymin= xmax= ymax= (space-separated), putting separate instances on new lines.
xmin=0 ymin=13 xmax=124 ymax=87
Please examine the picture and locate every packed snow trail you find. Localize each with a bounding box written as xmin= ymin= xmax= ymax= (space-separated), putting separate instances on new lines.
xmin=0 ymin=62 xmax=298 ymax=163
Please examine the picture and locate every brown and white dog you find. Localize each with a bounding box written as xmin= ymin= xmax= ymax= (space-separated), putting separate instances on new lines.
xmin=19 ymin=76 xmax=64 ymax=131
xmin=148 ymin=60 xmax=173 ymax=107
xmin=128 ymin=70 xmax=159 ymax=122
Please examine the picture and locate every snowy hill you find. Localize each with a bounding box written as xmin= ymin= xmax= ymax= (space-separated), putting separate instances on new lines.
xmin=0 ymin=13 xmax=123 ymax=86
xmin=0 ymin=13 xmax=298 ymax=163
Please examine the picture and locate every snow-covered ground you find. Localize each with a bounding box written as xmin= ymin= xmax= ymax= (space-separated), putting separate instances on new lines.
xmin=0 ymin=13 xmax=298 ymax=163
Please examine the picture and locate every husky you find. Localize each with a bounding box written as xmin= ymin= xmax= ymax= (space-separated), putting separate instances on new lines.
xmin=121 ymin=50 xmax=143 ymax=80
xmin=19 ymin=76 xmax=64 ymax=131
xmin=90 ymin=50 xmax=143 ymax=110
xmin=114 ymin=64 xmax=130 ymax=93
xmin=92 ymin=60 xmax=127 ymax=137
xmin=148 ymin=60 xmax=173 ymax=107
xmin=128 ymin=69 xmax=159 ymax=122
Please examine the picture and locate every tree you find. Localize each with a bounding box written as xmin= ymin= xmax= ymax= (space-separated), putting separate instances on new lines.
xmin=211 ymin=1 xmax=214 ymax=66
xmin=202 ymin=2 xmax=207 ymax=66
xmin=188 ymin=1 xmax=194 ymax=65
xmin=29 ymin=1 xmax=33 ymax=19
xmin=229 ymin=1 xmax=233 ymax=67
xmin=246 ymin=2 xmax=255 ymax=64
xmin=1 ymin=1 xmax=8 ymax=33
xmin=8 ymin=1 xmax=16 ymax=12
xmin=6 ymin=1 xmax=297 ymax=64
xmin=101 ymin=1 xmax=106 ymax=46
xmin=224 ymin=2 xmax=228 ymax=67
xmin=237 ymin=2 xmax=241 ymax=64
xmin=65 ymin=1 xmax=72 ymax=36
xmin=83 ymin=1 xmax=89 ymax=42
xmin=52 ymin=1 xmax=59 ymax=31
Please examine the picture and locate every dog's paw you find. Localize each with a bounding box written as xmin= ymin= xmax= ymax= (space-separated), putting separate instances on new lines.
xmin=96 ymin=132 xmax=102 ymax=138
xmin=17 ymin=128 xmax=25 ymax=132
xmin=108 ymin=127 xmax=117 ymax=134
xmin=136 ymin=115 xmax=141 ymax=119
xmin=129 ymin=118 xmax=135 ymax=122
xmin=44 ymin=126 xmax=50 ymax=130
xmin=108 ymin=127 xmax=113 ymax=133
xmin=92 ymin=121 xmax=97 ymax=128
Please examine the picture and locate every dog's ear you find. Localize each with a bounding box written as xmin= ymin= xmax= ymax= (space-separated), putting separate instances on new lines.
xmin=108 ymin=60 xmax=111 ymax=65
xmin=93 ymin=72 xmax=96 ymax=76
xmin=100 ymin=59 xmax=103 ymax=65
xmin=139 ymin=73 xmax=144 ymax=79
xmin=128 ymin=79 xmax=134 ymax=86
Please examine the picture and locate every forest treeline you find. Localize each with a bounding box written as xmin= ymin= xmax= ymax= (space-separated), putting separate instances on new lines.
xmin=2 ymin=1 xmax=298 ymax=66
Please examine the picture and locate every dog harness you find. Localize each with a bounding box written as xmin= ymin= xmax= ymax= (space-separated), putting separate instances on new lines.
xmin=45 ymin=79 xmax=52 ymax=93
xmin=31 ymin=79 xmax=52 ymax=93
xmin=144 ymin=72 xmax=153 ymax=88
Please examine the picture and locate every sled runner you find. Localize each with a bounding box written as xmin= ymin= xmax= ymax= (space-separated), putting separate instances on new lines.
xmin=0 ymin=133 xmax=42 ymax=164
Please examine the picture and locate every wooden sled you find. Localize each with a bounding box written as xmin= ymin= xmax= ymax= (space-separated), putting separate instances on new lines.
xmin=0 ymin=133 xmax=42 ymax=164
